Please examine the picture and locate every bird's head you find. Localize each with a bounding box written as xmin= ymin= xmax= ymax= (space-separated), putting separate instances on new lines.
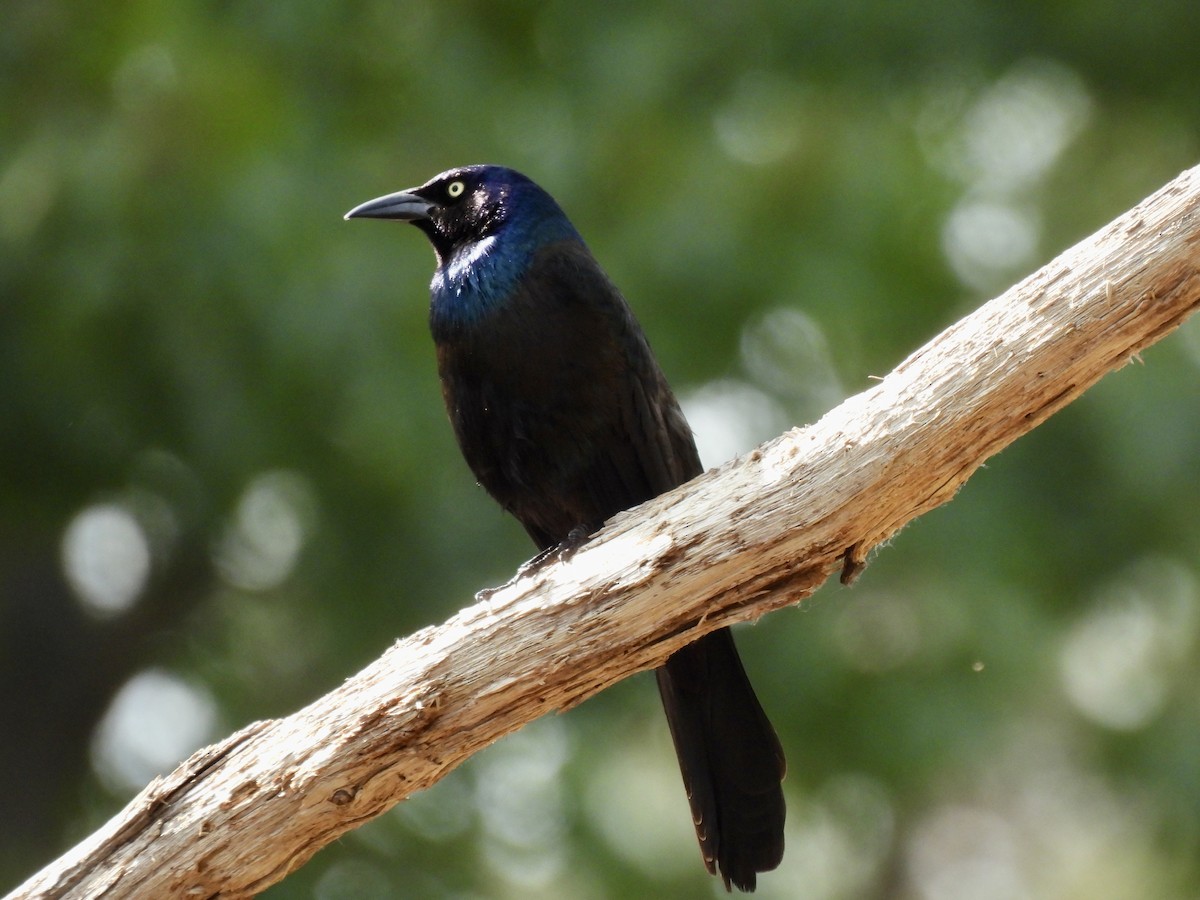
xmin=345 ymin=165 xmax=578 ymax=269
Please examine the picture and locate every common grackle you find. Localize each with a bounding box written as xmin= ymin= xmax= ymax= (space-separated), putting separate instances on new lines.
xmin=346 ymin=165 xmax=785 ymax=891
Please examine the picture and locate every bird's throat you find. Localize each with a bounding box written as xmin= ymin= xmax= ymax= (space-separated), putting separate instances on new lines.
xmin=429 ymin=235 xmax=534 ymax=337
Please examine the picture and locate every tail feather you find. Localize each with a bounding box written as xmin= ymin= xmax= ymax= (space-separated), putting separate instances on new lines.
xmin=655 ymin=627 xmax=786 ymax=892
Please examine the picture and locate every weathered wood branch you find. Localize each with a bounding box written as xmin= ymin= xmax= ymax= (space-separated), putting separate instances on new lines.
xmin=10 ymin=164 xmax=1200 ymax=899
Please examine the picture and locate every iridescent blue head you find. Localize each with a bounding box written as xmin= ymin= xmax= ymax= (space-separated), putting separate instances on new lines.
xmin=345 ymin=165 xmax=582 ymax=327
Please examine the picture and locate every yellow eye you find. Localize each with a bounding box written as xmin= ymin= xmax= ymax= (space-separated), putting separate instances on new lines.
xmin=446 ymin=180 xmax=465 ymax=199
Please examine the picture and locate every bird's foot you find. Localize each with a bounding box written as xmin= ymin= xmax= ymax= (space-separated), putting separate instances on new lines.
xmin=516 ymin=525 xmax=592 ymax=579
xmin=559 ymin=524 xmax=591 ymax=560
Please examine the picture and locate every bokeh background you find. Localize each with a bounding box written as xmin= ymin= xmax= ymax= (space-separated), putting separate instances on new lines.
xmin=4 ymin=2 xmax=1200 ymax=897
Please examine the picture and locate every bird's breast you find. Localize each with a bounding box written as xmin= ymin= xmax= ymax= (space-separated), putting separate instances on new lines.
xmin=429 ymin=238 xmax=691 ymax=546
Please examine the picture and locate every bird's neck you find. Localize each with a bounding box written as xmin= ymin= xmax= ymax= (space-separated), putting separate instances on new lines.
xmin=429 ymin=225 xmax=580 ymax=339
xmin=428 ymin=234 xmax=526 ymax=337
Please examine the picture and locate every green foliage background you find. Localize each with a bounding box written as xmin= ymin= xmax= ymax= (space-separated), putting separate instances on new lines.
xmin=4 ymin=2 xmax=1200 ymax=897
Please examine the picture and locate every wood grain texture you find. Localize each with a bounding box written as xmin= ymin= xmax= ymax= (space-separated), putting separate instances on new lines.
xmin=10 ymin=164 xmax=1200 ymax=899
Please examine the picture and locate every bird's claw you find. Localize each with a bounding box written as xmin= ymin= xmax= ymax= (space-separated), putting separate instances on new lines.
xmin=516 ymin=525 xmax=592 ymax=578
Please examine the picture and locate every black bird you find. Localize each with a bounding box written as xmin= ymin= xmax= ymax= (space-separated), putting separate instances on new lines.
xmin=346 ymin=165 xmax=785 ymax=891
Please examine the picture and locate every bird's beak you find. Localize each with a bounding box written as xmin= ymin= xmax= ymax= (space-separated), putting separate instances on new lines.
xmin=344 ymin=189 xmax=432 ymax=222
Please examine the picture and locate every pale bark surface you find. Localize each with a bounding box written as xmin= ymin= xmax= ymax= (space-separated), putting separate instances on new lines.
xmin=10 ymin=164 xmax=1200 ymax=899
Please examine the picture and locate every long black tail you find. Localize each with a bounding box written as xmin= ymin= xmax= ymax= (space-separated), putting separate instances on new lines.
xmin=655 ymin=627 xmax=786 ymax=892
